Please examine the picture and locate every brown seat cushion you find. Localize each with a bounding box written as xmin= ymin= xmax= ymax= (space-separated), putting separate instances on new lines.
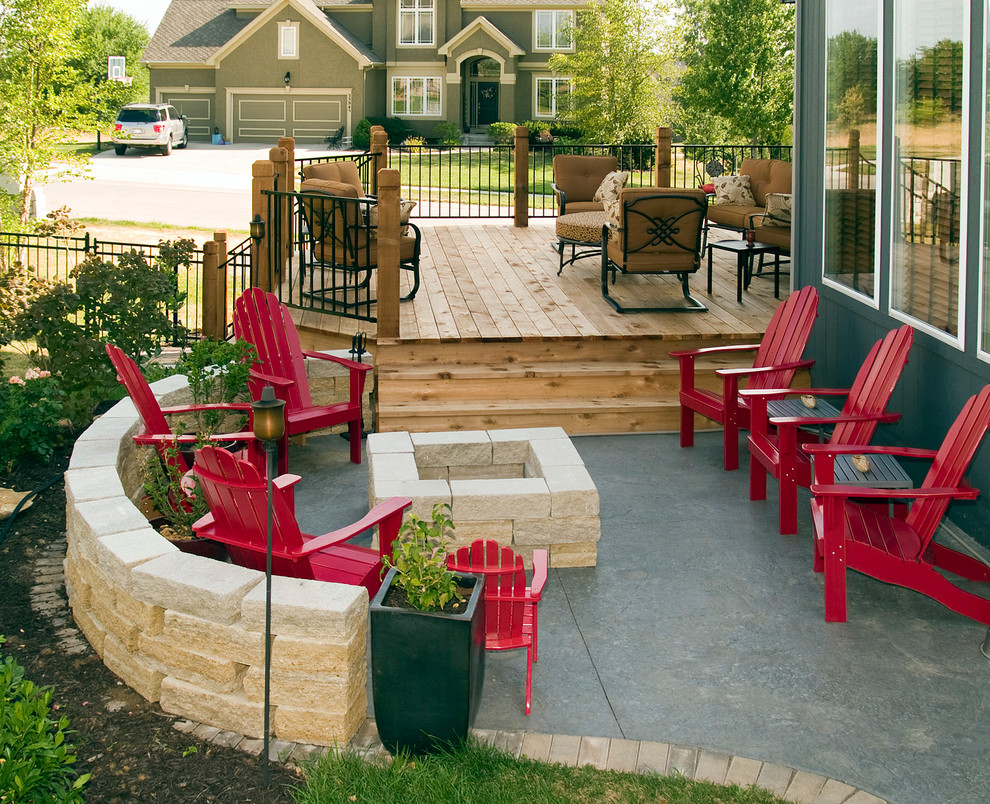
xmin=300 ymin=179 xmax=361 ymax=245
xmin=739 ymin=158 xmax=792 ymax=206
xmin=607 ymin=187 xmax=706 ymax=274
xmin=311 ymin=233 xmax=418 ymax=266
xmin=301 ymin=161 xmax=365 ymax=196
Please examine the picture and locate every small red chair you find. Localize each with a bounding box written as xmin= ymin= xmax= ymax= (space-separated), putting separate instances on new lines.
xmin=447 ymin=540 xmax=548 ymax=715
xmin=192 ymin=445 xmax=410 ymax=596
xmin=744 ymin=324 xmax=913 ymax=534
xmin=806 ymin=386 xmax=990 ymax=625
xmin=672 ymin=285 xmax=818 ymax=471
xmin=233 ymin=287 xmax=373 ymax=473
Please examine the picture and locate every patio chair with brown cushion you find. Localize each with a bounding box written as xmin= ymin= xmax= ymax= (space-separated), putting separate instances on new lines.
xmin=298 ymin=178 xmax=421 ymax=304
xmin=301 ymin=159 xmax=366 ymax=194
xmin=551 ymin=154 xmax=619 ymax=215
xmin=601 ymin=187 xmax=709 ymax=313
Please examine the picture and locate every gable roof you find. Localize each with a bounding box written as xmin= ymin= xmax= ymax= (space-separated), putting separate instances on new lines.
xmin=438 ymin=16 xmax=524 ymax=59
xmin=144 ymin=0 xmax=379 ymax=67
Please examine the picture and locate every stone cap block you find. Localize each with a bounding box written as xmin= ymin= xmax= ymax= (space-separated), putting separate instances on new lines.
xmin=490 ymin=427 xmax=568 ymax=464
xmin=131 ymin=552 xmax=261 ymax=625
xmin=241 ymin=576 xmax=367 ymax=640
xmin=367 ymin=431 xmax=413 ymax=454
xmin=68 ymin=437 xmax=122 ymax=470
xmin=71 ymin=498 xmax=153 ymax=543
xmin=543 ymin=466 xmax=600 ymax=516
xmin=369 ymin=452 xmax=419 ymax=483
xmin=529 ymin=436 xmax=584 ymax=470
xmin=97 ymin=395 xmax=138 ymax=421
xmin=412 ymin=431 xmax=492 ymax=467
xmin=65 ymin=466 xmax=127 ymax=505
xmin=451 ymin=478 xmax=550 ymax=520
xmin=94 ymin=530 xmax=177 ymax=591
xmin=371 ymin=480 xmax=450 ymax=513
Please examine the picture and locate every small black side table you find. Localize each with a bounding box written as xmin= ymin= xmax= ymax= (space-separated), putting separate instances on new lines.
xmin=707 ymin=239 xmax=782 ymax=302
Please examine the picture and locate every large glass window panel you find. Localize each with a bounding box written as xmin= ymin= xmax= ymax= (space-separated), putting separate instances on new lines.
xmin=391 ymin=77 xmax=441 ymax=116
xmin=535 ymin=77 xmax=570 ymax=118
xmin=535 ymin=10 xmax=572 ymax=50
xmin=399 ymin=0 xmax=434 ymax=45
xmin=983 ymin=12 xmax=990 ymax=354
xmin=824 ymin=0 xmax=880 ymax=299
xmin=891 ymin=0 xmax=965 ymax=337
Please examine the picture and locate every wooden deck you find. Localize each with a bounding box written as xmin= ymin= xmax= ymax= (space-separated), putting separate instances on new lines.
xmin=293 ymin=220 xmax=793 ymax=434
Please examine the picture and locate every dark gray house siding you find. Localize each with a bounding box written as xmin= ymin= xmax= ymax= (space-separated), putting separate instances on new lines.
xmin=794 ymin=1 xmax=990 ymax=547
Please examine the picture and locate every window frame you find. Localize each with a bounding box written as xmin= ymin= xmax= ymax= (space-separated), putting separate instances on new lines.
xmin=391 ymin=76 xmax=443 ymax=117
xmin=534 ymin=76 xmax=571 ymax=119
xmin=533 ymin=10 xmax=574 ymax=51
xmin=278 ymin=21 xmax=299 ymax=60
xmin=398 ymin=0 xmax=435 ymax=47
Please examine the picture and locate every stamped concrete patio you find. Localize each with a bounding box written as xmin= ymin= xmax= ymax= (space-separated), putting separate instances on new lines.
xmin=291 ymin=428 xmax=990 ymax=804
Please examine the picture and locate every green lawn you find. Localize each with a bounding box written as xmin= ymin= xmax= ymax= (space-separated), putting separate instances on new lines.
xmin=293 ymin=741 xmax=791 ymax=804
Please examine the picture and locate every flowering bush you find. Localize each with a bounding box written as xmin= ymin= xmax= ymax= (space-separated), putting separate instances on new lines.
xmin=0 ymin=369 xmax=64 ymax=472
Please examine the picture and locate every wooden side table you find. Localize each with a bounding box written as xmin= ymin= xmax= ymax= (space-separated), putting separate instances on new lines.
xmin=707 ymin=239 xmax=783 ymax=302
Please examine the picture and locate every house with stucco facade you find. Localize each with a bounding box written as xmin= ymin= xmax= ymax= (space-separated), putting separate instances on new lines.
xmin=143 ymin=0 xmax=582 ymax=143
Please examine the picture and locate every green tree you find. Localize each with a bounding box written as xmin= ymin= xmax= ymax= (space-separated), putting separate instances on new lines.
xmin=0 ymin=0 xmax=90 ymax=222
xmin=549 ymin=0 xmax=680 ymax=143
xmin=69 ymin=4 xmax=150 ymax=127
xmin=677 ymin=0 xmax=795 ymax=144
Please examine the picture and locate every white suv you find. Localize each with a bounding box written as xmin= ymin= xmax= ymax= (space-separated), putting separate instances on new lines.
xmin=112 ymin=103 xmax=189 ymax=156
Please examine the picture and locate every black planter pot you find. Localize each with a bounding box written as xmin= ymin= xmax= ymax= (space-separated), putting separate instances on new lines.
xmin=370 ymin=567 xmax=485 ymax=755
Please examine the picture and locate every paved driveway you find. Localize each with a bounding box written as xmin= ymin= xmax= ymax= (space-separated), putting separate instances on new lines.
xmin=41 ymin=142 xmax=333 ymax=232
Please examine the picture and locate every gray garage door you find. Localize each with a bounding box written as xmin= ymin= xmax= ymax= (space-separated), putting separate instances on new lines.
xmin=233 ymin=93 xmax=347 ymax=144
xmin=160 ymin=94 xmax=214 ymax=142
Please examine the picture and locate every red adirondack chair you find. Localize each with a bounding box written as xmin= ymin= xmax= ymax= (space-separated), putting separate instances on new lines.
xmin=806 ymin=386 xmax=990 ymax=625
xmin=105 ymin=343 xmax=262 ymax=475
xmin=233 ymin=287 xmax=373 ymax=472
xmin=672 ymin=285 xmax=818 ymax=471
xmin=745 ymin=324 xmax=913 ymax=535
xmin=446 ymin=540 xmax=548 ymax=715
xmin=192 ymin=445 xmax=411 ymax=595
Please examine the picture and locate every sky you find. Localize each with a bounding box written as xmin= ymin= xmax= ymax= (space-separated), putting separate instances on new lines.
xmin=90 ymin=0 xmax=171 ymax=34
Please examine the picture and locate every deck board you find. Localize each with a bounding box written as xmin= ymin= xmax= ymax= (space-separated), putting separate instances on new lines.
xmin=395 ymin=220 xmax=783 ymax=344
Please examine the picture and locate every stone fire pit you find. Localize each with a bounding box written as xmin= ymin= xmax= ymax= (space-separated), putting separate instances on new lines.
xmin=368 ymin=427 xmax=600 ymax=567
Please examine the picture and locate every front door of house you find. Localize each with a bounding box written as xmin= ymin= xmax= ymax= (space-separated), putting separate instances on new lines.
xmin=476 ymin=82 xmax=499 ymax=126
xmin=467 ymin=58 xmax=501 ymax=130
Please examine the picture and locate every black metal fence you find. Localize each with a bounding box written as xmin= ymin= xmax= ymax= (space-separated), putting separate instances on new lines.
xmin=0 ymin=230 xmax=252 ymax=342
xmin=295 ymin=142 xmax=795 ymax=220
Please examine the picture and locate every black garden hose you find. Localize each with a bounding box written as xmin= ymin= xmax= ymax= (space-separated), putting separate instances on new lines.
xmin=0 ymin=472 xmax=64 ymax=547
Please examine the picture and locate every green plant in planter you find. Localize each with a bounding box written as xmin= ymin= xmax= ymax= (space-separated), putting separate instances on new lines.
xmin=174 ymin=338 xmax=256 ymax=437
xmin=382 ymin=503 xmax=464 ymax=611
xmin=142 ymin=444 xmax=209 ymax=541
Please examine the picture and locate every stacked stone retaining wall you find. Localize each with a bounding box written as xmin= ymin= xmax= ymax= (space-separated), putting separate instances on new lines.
xmin=64 ymin=375 xmax=369 ymax=746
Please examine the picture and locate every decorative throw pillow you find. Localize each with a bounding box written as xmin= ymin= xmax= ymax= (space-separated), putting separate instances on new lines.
xmin=593 ymin=171 xmax=629 ymax=203
xmin=712 ymin=174 xmax=756 ymax=206
xmin=368 ymin=199 xmax=417 ymax=238
xmin=762 ymin=192 xmax=792 ymax=227
xmin=603 ymin=197 xmax=622 ymax=229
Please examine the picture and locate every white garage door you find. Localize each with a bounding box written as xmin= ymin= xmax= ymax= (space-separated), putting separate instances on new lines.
xmin=232 ymin=92 xmax=347 ymax=144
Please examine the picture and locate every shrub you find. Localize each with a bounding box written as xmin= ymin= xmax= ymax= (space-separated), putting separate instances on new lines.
xmin=352 ymin=117 xmax=413 ymax=150
xmin=432 ymin=121 xmax=462 ymax=146
xmin=0 ymin=369 xmax=65 ymax=473
xmin=142 ymin=445 xmax=210 ymax=541
xmin=0 ymin=638 xmax=89 ymax=803
xmin=487 ymin=122 xmax=516 ymax=144
xmin=11 ymin=240 xmax=193 ymax=427
xmin=402 ymin=135 xmax=427 ymax=151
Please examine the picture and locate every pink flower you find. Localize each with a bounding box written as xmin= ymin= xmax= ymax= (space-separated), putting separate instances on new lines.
xmin=24 ymin=368 xmax=39 ymax=380
xmin=38 ymin=370 xmax=50 ymax=378
xmin=8 ymin=376 xmax=25 ymax=385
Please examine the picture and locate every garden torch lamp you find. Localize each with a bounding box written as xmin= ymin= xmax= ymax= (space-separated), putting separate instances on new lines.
xmin=250 ymin=385 xmax=285 ymax=786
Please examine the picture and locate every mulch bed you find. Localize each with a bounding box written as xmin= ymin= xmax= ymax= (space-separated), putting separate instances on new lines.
xmin=0 ymin=446 xmax=301 ymax=803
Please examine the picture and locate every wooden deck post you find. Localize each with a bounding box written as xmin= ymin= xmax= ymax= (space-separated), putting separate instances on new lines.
xmin=655 ymin=126 xmax=672 ymax=187
xmin=376 ymin=168 xmax=401 ymax=339
xmin=371 ymin=129 xmax=388 ymax=196
xmin=848 ymin=128 xmax=861 ymax=189
xmin=514 ymin=125 xmax=529 ymax=228
xmin=213 ymin=230 xmax=229 ymax=337
xmin=277 ymin=137 xmax=295 ymax=192
xmin=251 ymin=159 xmax=275 ymax=291
xmin=202 ymin=239 xmax=220 ymax=340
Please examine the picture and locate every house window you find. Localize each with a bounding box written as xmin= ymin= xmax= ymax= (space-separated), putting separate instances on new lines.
xmin=392 ymin=77 xmax=442 ymax=116
xmin=890 ymin=0 xmax=966 ymax=339
xmin=823 ymin=0 xmax=880 ymax=301
xmin=534 ymin=10 xmax=573 ymax=50
xmin=399 ymin=0 xmax=434 ymax=46
xmin=278 ymin=21 xmax=299 ymax=59
xmin=535 ymin=77 xmax=570 ymax=118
